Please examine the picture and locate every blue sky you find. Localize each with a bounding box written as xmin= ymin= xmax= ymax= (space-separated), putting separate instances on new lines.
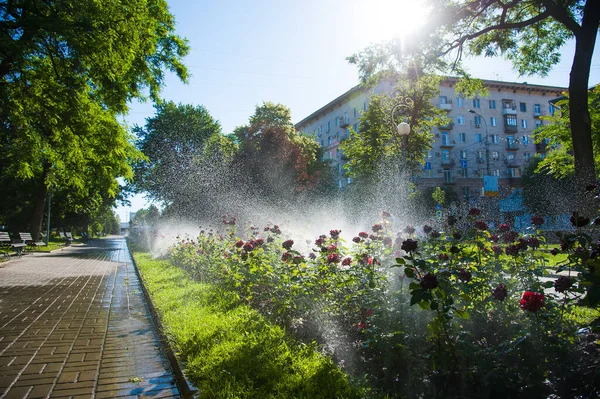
xmin=117 ymin=0 xmax=600 ymax=220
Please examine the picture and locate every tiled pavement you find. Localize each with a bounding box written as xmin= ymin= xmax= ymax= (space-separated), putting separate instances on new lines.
xmin=0 ymin=238 xmax=180 ymax=399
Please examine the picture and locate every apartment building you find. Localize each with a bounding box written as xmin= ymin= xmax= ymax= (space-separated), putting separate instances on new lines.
xmin=295 ymin=78 xmax=565 ymax=199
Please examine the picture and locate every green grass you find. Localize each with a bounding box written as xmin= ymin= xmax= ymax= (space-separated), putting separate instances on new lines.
xmin=131 ymin=250 xmax=366 ymax=399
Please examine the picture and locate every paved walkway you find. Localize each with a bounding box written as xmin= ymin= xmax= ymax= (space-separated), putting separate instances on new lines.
xmin=0 ymin=238 xmax=180 ymax=399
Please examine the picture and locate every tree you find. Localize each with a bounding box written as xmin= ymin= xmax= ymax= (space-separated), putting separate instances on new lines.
xmin=133 ymin=102 xmax=224 ymax=212
xmin=534 ymin=85 xmax=600 ymax=178
xmin=234 ymin=102 xmax=334 ymax=200
xmin=428 ymin=0 xmax=599 ymax=189
xmin=349 ymin=0 xmax=599 ymax=211
xmin=0 ymin=0 xmax=189 ymax=239
xmin=340 ymin=73 xmax=441 ymax=180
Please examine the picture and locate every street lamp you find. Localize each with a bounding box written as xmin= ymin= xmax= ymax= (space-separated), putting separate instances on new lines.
xmin=390 ymin=96 xmax=414 ymax=156
xmin=468 ymin=109 xmax=490 ymax=176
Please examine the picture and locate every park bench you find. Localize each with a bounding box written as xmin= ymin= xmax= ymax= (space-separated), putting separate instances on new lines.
xmin=19 ymin=232 xmax=46 ymax=252
xmin=65 ymin=232 xmax=73 ymax=245
xmin=0 ymin=232 xmax=27 ymax=258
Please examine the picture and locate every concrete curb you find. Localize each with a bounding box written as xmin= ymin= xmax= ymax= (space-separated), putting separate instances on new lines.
xmin=126 ymin=240 xmax=198 ymax=399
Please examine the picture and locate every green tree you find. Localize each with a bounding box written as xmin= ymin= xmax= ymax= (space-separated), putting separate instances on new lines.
xmin=534 ymin=86 xmax=600 ymax=178
xmin=0 ymin=0 xmax=189 ymax=239
xmin=132 ymin=102 xmax=223 ymax=208
xmin=340 ymin=73 xmax=441 ymax=180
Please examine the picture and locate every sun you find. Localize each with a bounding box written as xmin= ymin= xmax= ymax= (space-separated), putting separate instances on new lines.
xmin=359 ymin=0 xmax=431 ymax=44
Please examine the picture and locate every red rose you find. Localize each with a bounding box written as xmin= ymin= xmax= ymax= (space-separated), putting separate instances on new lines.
xmin=420 ymin=273 xmax=438 ymax=290
xmin=282 ymin=239 xmax=294 ymax=250
xmin=492 ymin=283 xmax=507 ymax=301
xmin=520 ymin=291 xmax=545 ymax=312
xmin=531 ymin=216 xmax=544 ymax=226
xmin=499 ymin=223 xmax=510 ymax=232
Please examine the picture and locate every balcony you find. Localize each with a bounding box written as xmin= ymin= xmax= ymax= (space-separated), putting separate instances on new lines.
xmin=438 ymin=121 xmax=455 ymax=130
xmin=441 ymin=160 xmax=455 ymax=168
xmin=506 ymin=143 xmax=519 ymax=151
xmin=533 ymin=111 xmax=543 ymax=118
xmin=440 ymin=139 xmax=455 ymax=148
xmin=502 ymin=108 xmax=517 ymax=115
xmin=340 ymin=120 xmax=350 ymax=128
xmin=504 ymin=159 xmax=520 ymax=167
xmin=504 ymin=123 xmax=518 ymax=133
xmin=439 ymin=102 xmax=452 ymax=112
xmin=476 ymin=158 xmax=485 ymax=164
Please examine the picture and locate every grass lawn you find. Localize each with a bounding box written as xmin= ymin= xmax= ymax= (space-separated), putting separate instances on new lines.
xmin=130 ymin=248 xmax=366 ymax=399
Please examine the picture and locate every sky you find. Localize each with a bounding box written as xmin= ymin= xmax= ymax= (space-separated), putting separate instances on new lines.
xmin=116 ymin=0 xmax=600 ymax=222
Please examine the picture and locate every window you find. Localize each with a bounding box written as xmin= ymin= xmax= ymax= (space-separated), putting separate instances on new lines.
xmin=507 ymin=135 xmax=515 ymax=149
xmin=444 ymin=169 xmax=453 ymax=183
xmin=489 ymin=99 xmax=496 ymax=109
xmin=328 ymin=151 xmax=333 ymax=159
xmin=535 ymin=120 xmax=542 ymax=128
xmin=441 ymin=133 xmax=450 ymax=146
xmin=353 ymin=123 xmax=359 ymax=132
xmin=354 ymin=108 xmax=358 ymax=118
xmin=475 ymin=133 xmax=482 ymax=143
xmin=327 ymin=121 xmax=331 ymax=131
xmin=345 ymin=129 xmax=350 ymax=139
xmin=460 ymin=150 xmax=467 ymax=159
xmin=492 ymin=151 xmax=499 ymax=160
xmin=442 ymin=150 xmax=450 ymax=162
xmin=456 ymin=97 xmax=464 ymax=107
xmin=347 ymin=177 xmax=352 ymax=184
xmin=493 ymin=170 xmax=500 ymax=177
xmin=473 ymin=98 xmax=480 ymax=108
xmin=522 ymin=135 xmax=529 ymax=146
xmin=338 ymin=180 xmax=343 ymax=189
xmin=524 ymin=152 xmax=531 ymax=161
xmin=477 ymin=150 xmax=484 ymax=162
xmin=473 ymin=115 xmax=482 ymax=127
xmin=335 ymin=117 xmax=341 ymax=127
xmin=461 ymin=167 xmax=469 ymax=178
xmin=490 ymin=117 xmax=497 ymax=127
xmin=505 ymin=114 xmax=517 ymax=126
xmin=520 ymin=102 xmax=527 ymax=112
xmin=491 ymin=135 xmax=499 ymax=144
xmin=328 ymin=136 xmax=332 ymax=145
xmin=463 ymin=187 xmax=470 ymax=197
xmin=509 ymin=168 xmax=521 ymax=178
xmin=521 ymin=119 xmax=528 ymax=128
xmin=503 ymin=99 xmax=516 ymax=110
xmin=318 ymin=125 xmax=323 ymax=135
xmin=506 ymin=153 xmax=515 ymax=161
xmin=534 ymin=104 xmax=541 ymax=115
xmin=337 ymin=164 xmax=342 ymax=173
xmin=549 ymin=104 xmax=556 ymax=115
xmin=458 ymin=132 xmax=466 ymax=142
xmin=457 ymin=115 xmax=465 ymax=125
xmin=336 ymin=149 xmax=341 ymax=158
xmin=320 ymin=140 xmax=324 ymax=147
xmin=439 ymin=96 xmax=448 ymax=104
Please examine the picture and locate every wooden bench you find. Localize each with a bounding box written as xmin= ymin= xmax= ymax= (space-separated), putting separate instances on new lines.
xmin=0 ymin=232 xmax=27 ymax=258
xmin=19 ymin=232 xmax=46 ymax=252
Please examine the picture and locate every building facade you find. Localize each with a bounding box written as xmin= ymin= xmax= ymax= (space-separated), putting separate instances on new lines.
xmin=295 ymin=78 xmax=565 ymax=200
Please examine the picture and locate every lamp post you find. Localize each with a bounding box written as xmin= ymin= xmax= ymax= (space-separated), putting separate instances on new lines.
xmin=468 ymin=109 xmax=490 ymax=176
xmin=390 ymin=96 xmax=413 ymax=158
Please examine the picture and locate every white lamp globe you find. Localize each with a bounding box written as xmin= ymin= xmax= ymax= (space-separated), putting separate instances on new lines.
xmin=397 ymin=121 xmax=411 ymax=136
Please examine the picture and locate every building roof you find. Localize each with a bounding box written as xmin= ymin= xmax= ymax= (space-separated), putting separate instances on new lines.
xmin=294 ymin=77 xmax=567 ymax=130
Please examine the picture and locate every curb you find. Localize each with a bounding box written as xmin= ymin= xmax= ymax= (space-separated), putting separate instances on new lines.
xmin=126 ymin=240 xmax=198 ymax=399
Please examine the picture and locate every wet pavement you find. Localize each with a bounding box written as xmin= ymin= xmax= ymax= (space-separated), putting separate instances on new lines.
xmin=0 ymin=238 xmax=180 ymax=399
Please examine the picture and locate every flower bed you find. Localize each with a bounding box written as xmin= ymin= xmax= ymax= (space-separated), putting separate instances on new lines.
xmin=150 ymin=208 xmax=599 ymax=398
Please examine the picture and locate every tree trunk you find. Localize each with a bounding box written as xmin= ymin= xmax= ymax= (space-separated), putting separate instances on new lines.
xmin=568 ymin=3 xmax=599 ymax=216
xmin=30 ymin=164 xmax=50 ymax=241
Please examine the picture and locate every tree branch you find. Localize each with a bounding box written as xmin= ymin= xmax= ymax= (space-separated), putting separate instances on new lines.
xmin=539 ymin=0 xmax=581 ymax=35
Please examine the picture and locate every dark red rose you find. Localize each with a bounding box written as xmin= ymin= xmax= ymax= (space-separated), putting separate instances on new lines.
xmin=458 ymin=268 xmax=472 ymax=282
xmin=254 ymin=238 xmax=264 ymax=246
xmin=554 ymin=276 xmax=573 ymax=293
xmin=450 ymin=245 xmax=460 ymax=254
xmin=382 ymin=211 xmax=391 ymax=219
xmin=372 ymin=224 xmax=383 ymax=232
xmin=243 ymin=242 xmax=254 ymax=252
xmin=438 ymin=253 xmax=449 ymax=261
xmin=491 ymin=283 xmax=507 ymax=301
xmin=359 ymin=231 xmax=369 ymax=239
xmin=468 ymin=208 xmax=481 ymax=216
xmin=315 ymin=237 xmax=325 ymax=246
xmin=420 ymin=273 xmax=438 ymax=290
xmin=328 ymin=244 xmax=337 ymax=252
xmin=293 ymin=255 xmax=304 ymax=265
xmin=271 ymin=225 xmax=282 ymax=235
xmin=264 ymin=226 xmax=271 ymax=232
xmin=499 ymin=223 xmax=511 ymax=232
xmin=401 ymin=239 xmax=418 ymax=253
xmin=327 ymin=253 xmax=341 ymax=264
xmin=571 ymin=214 xmax=590 ymax=227
xmin=282 ymin=239 xmax=294 ymax=250
xmin=505 ymin=244 xmax=520 ymax=256
xmin=423 ymin=225 xmax=433 ymax=234
xmin=281 ymin=252 xmax=292 ymax=262
xmin=352 ymin=236 xmax=361 ymax=243
xmin=502 ymin=231 xmax=519 ymax=243
xmin=369 ymin=234 xmax=378 ymax=241
xmin=404 ymin=225 xmax=416 ymax=234
xmin=550 ymin=248 xmax=559 ymax=256
xmin=492 ymin=245 xmax=503 ymax=256
xmin=520 ymin=291 xmax=545 ymax=312
xmin=330 ymin=230 xmax=341 ymax=239
xmin=527 ymin=237 xmax=540 ymax=248
xmin=475 ymin=220 xmax=488 ymax=231
xmin=447 ymin=215 xmax=457 ymax=226
xmin=308 ymin=252 xmax=317 ymax=260
xmin=430 ymin=230 xmax=441 ymax=239
xmin=235 ymin=240 xmax=244 ymax=248
xmin=341 ymin=257 xmax=352 ymax=266
xmin=531 ymin=215 xmax=544 ymax=226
